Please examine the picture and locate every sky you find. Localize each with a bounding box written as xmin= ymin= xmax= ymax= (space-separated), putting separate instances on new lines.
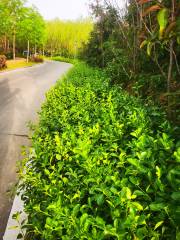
xmin=28 ymin=0 xmax=90 ymax=20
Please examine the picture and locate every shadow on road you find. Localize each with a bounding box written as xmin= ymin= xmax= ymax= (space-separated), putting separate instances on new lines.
xmin=0 ymin=78 xmax=27 ymax=239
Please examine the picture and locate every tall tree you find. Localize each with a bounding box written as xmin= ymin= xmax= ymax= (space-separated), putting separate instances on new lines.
xmin=0 ymin=1 xmax=11 ymax=53
xmin=138 ymin=0 xmax=180 ymax=116
xmin=1 ymin=0 xmax=26 ymax=59
xmin=17 ymin=6 xmax=46 ymax=61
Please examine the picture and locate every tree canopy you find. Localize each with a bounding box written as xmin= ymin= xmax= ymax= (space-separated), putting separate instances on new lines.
xmin=0 ymin=0 xmax=46 ymax=59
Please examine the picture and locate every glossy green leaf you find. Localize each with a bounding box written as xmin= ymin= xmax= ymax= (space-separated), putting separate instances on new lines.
xmin=147 ymin=42 xmax=153 ymax=56
xmin=150 ymin=203 xmax=166 ymax=211
xmin=171 ymin=192 xmax=180 ymax=201
xmin=157 ymin=8 xmax=169 ymax=39
xmin=154 ymin=221 xmax=163 ymax=230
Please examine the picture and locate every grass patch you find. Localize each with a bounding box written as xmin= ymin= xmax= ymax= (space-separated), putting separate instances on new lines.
xmin=19 ymin=62 xmax=179 ymax=239
xmin=52 ymin=56 xmax=77 ymax=64
xmin=0 ymin=58 xmax=39 ymax=72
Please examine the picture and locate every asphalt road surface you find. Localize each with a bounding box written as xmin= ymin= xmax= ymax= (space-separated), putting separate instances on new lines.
xmin=0 ymin=61 xmax=72 ymax=238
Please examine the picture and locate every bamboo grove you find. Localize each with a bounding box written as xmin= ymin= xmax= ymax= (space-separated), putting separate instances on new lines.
xmin=46 ymin=19 xmax=93 ymax=57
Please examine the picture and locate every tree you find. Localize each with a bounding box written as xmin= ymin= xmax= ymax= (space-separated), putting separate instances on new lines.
xmin=138 ymin=0 xmax=180 ymax=116
xmin=17 ymin=6 xmax=46 ymax=61
xmin=0 ymin=1 xmax=11 ymax=53
xmin=82 ymin=0 xmax=180 ymax=122
xmin=0 ymin=0 xmax=46 ymax=60
xmin=0 ymin=0 xmax=26 ymax=59
xmin=82 ymin=3 xmax=120 ymax=68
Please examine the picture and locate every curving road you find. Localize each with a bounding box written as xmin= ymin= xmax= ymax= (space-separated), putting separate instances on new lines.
xmin=0 ymin=61 xmax=72 ymax=238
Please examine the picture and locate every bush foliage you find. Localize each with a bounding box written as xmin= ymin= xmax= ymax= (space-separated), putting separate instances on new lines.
xmin=52 ymin=56 xmax=76 ymax=64
xmin=20 ymin=63 xmax=180 ymax=239
xmin=0 ymin=55 xmax=7 ymax=69
xmin=30 ymin=55 xmax=44 ymax=63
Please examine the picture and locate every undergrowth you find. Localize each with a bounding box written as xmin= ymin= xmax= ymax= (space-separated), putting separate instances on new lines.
xmin=52 ymin=56 xmax=77 ymax=64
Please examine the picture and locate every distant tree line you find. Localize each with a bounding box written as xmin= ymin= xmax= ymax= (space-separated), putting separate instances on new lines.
xmin=0 ymin=0 xmax=93 ymax=60
xmin=46 ymin=18 xmax=93 ymax=58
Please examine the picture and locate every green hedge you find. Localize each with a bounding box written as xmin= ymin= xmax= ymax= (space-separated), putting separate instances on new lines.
xmin=52 ymin=56 xmax=77 ymax=64
xmin=20 ymin=63 xmax=180 ymax=239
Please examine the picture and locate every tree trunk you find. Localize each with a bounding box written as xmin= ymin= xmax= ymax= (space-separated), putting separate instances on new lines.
xmin=74 ymin=41 xmax=77 ymax=59
xmin=100 ymin=22 xmax=104 ymax=68
xmin=42 ymin=46 xmax=45 ymax=57
xmin=167 ymin=0 xmax=176 ymax=118
xmin=51 ymin=44 xmax=53 ymax=58
xmin=7 ymin=40 xmax=9 ymax=51
xmin=167 ymin=39 xmax=174 ymax=118
xmin=13 ymin=32 xmax=16 ymax=60
xmin=4 ymin=35 xmax=7 ymax=53
xmin=131 ymin=13 xmax=137 ymax=74
xmin=35 ymin=44 xmax=37 ymax=56
xmin=167 ymin=40 xmax=174 ymax=94
xmin=27 ymin=40 xmax=29 ymax=63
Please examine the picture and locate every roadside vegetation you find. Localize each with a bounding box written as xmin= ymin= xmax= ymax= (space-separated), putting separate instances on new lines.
xmin=19 ymin=62 xmax=179 ymax=239
xmin=52 ymin=56 xmax=77 ymax=64
xmin=0 ymin=58 xmax=40 ymax=72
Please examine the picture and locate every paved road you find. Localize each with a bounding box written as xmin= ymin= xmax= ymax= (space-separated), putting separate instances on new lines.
xmin=0 ymin=61 xmax=72 ymax=238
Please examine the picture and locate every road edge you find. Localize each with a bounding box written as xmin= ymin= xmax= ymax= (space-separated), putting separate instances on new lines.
xmin=3 ymin=194 xmax=26 ymax=240
xmin=0 ymin=62 xmax=46 ymax=75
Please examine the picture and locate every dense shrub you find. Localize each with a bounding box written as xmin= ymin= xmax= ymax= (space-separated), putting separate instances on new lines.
xmin=20 ymin=63 xmax=180 ymax=239
xmin=52 ymin=56 xmax=76 ymax=64
xmin=105 ymin=49 xmax=130 ymax=87
xmin=30 ymin=55 xmax=44 ymax=63
xmin=0 ymin=55 xmax=7 ymax=69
